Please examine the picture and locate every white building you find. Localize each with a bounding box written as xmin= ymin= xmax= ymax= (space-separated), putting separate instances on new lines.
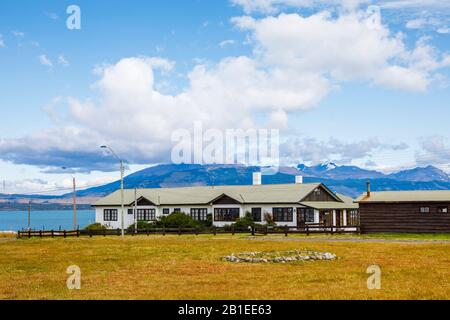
xmin=92 ymin=175 xmax=359 ymax=229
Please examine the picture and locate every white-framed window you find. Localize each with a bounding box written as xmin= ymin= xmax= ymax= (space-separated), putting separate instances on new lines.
xmin=438 ymin=207 xmax=448 ymax=213
xmin=137 ymin=209 xmax=156 ymax=221
xmin=272 ymin=208 xmax=293 ymax=222
xmin=104 ymin=209 xmax=118 ymax=221
xmin=190 ymin=208 xmax=208 ymax=221
xmin=420 ymin=207 xmax=430 ymax=213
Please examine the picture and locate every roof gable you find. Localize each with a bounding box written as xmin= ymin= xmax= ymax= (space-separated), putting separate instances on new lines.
xmin=300 ymin=184 xmax=342 ymax=203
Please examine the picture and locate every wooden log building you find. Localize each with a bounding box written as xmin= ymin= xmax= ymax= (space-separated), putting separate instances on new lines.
xmin=356 ymin=182 xmax=450 ymax=233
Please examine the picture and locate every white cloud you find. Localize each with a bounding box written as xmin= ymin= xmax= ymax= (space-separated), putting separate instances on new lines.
xmin=0 ymin=34 xmax=5 ymax=47
xmin=219 ymin=39 xmax=236 ymax=48
xmin=437 ymin=27 xmax=450 ymax=34
xmin=233 ymin=10 xmax=449 ymax=91
xmin=38 ymin=54 xmax=53 ymax=67
xmin=57 ymin=55 xmax=70 ymax=67
xmin=1 ymin=5 xmax=449 ymax=172
xmin=378 ymin=0 xmax=450 ymax=9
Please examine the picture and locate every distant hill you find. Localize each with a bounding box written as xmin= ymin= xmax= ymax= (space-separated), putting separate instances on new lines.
xmin=1 ymin=163 xmax=449 ymax=208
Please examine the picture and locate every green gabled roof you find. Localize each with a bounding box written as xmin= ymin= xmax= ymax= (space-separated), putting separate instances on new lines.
xmin=93 ymin=183 xmax=345 ymax=206
xmin=355 ymin=190 xmax=450 ymax=203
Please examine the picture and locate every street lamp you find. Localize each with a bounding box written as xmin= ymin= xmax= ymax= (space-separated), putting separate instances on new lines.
xmin=61 ymin=167 xmax=77 ymax=230
xmin=100 ymin=145 xmax=125 ymax=237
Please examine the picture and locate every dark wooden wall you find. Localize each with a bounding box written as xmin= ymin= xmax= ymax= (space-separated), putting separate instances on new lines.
xmin=360 ymin=202 xmax=450 ymax=233
xmin=302 ymin=186 xmax=338 ymax=202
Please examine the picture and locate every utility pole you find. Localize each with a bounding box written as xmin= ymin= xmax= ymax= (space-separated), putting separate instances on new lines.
xmin=134 ymin=188 xmax=137 ymax=232
xmin=28 ymin=201 xmax=31 ymax=230
xmin=73 ymin=176 xmax=77 ymax=230
xmin=101 ymin=145 xmax=126 ymax=238
xmin=62 ymin=167 xmax=77 ymax=231
xmin=120 ymin=159 xmax=125 ymax=237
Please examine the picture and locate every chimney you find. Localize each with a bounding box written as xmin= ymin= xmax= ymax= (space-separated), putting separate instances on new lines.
xmin=295 ymin=175 xmax=303 ymax=184
xmin=253 ymin=172 xmax=262 ymax=185
xmin=366 ymin=181 xmax=371 ymax=197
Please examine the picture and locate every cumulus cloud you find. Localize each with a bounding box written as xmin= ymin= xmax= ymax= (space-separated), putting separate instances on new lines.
xmin=417 ymin=135 xmax=450 ymax=171
xmin=281 ymin=136 xmax=408 ymax=164
xmin=0 ymin=4 xmax=448 ymax=172
xmin=0 ymin=34 xmax=5 ymax=47
xmin=233 ymin=10 xmax=449 ymax=91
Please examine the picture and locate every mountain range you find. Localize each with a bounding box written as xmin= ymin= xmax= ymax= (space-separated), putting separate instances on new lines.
xmin=1 ymin=163 xmax=449 ymax=209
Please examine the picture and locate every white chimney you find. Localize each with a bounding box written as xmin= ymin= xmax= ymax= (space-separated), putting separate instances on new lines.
xmin=295 ymin=175 xmax=303 ymax=184
xmin=253 ymin=172 xmax=262 ymax=185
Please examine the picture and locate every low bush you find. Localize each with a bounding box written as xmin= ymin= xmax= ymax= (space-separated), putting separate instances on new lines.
xmin=84 ymin=223 xmax=107 ymax=231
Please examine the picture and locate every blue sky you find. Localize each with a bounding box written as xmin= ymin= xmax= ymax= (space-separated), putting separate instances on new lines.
xmin=0 ymin=0 xmax=449 ymax=194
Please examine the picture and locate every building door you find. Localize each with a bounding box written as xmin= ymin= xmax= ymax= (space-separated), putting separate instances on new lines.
xmin=335 ymin=210 xmax=342 ymax=226
xmin=297 ymin=208 xmax=305 ymax=227
xmin=320 ymin=211 xmax=332 ymax=226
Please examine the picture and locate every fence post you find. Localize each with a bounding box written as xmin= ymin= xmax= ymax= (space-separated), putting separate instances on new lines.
xmin=117 ymin=228 xmax=120 ymax=236
xmin=178 ymin=226 xmax=181 ymax=236
xmin=306 ymin=225 xmax=309 ymax=236
xmin=147 ymin=227 xmax=150 ymax=236
xmin=63 ymin=230 xmax=67 ymax=239
xmin=232 ymin=225 xmax=235 ymax=236
xmin=163 ymin=227 xmax=166 ymax=236
xmin=89 ymin=229 xmax=92 ymax=238
xmin=213 ymin=227 xmax=216 ymax=236
xmin=251 ymin=226 xmax=255 ymax=236
xmin=195 ymin=228 xmax=198 ymax=236
xmin=331 ymin=225 xmax=334 ymax=235
xmin=39 ymin=230 xmax=42 ymax=238
xmin=285 ymin=225 xmax=288 ymax=237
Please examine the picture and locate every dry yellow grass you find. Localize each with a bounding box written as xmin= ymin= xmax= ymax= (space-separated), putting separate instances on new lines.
xmin=0 ymin=235 xmax=449 ymax=300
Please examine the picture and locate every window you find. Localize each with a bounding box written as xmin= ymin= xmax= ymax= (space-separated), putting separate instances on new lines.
xmin=272 ymin=208 xmax=293 ymax=222
xmin=214 ymin=208 xmax=240 ymax=222
xmin=137 ymin=209 xmax=156 ymax=221
xmin=174 ymin=208 xmax=181 ymax=213
xmin=438 ymin=207 xmax=448 ymax=213
xmin=298 ymin=208 xmax=315 ymax=223
xmin=163 ymin=208 xmax=170 ymax=215
xmin=251 ymin=208 xmax=262 ymax=222
xmin=128 ymin=209 xmax=134 ymax=215
xmin=190 ymin=208 xmax=208 ymax=221
xmin=346 ymin=210 xmax=359 ymax=226
xmin=104 ymin=209 xmax=118 ymax=221
xmin=420 ymin=207 xmax=430 ymax=213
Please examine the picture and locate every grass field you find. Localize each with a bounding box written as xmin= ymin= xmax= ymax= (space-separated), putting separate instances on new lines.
xmin=0 ymin=235 xmax=449 ymax=300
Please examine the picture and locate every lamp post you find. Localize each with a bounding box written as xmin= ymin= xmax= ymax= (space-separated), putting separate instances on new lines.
xmin=101 ymin=145 xmax=125 ymax=238
xmin=61 ymin=167 xmax=77 ymax=230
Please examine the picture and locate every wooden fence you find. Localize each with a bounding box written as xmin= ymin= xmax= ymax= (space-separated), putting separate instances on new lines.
xmin=17 ymin=224 xmax=360 ymax=239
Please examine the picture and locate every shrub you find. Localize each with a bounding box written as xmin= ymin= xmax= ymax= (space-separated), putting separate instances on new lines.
xmin=264 ymin=213 xmax=275 ymax=226
xmin=84 ymin=223 xmax=107 ymax=231
xmin=152 ymin=212 xmax=199 ymax=228
xmin=233 ymin=211 xmax=256 ymax=229
xmin=127 ymin=221 xmax=152 ymax=231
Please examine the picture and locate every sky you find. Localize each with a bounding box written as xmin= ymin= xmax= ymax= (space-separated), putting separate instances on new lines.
xmin=0 ymin=0 xmax=449 ymax=194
